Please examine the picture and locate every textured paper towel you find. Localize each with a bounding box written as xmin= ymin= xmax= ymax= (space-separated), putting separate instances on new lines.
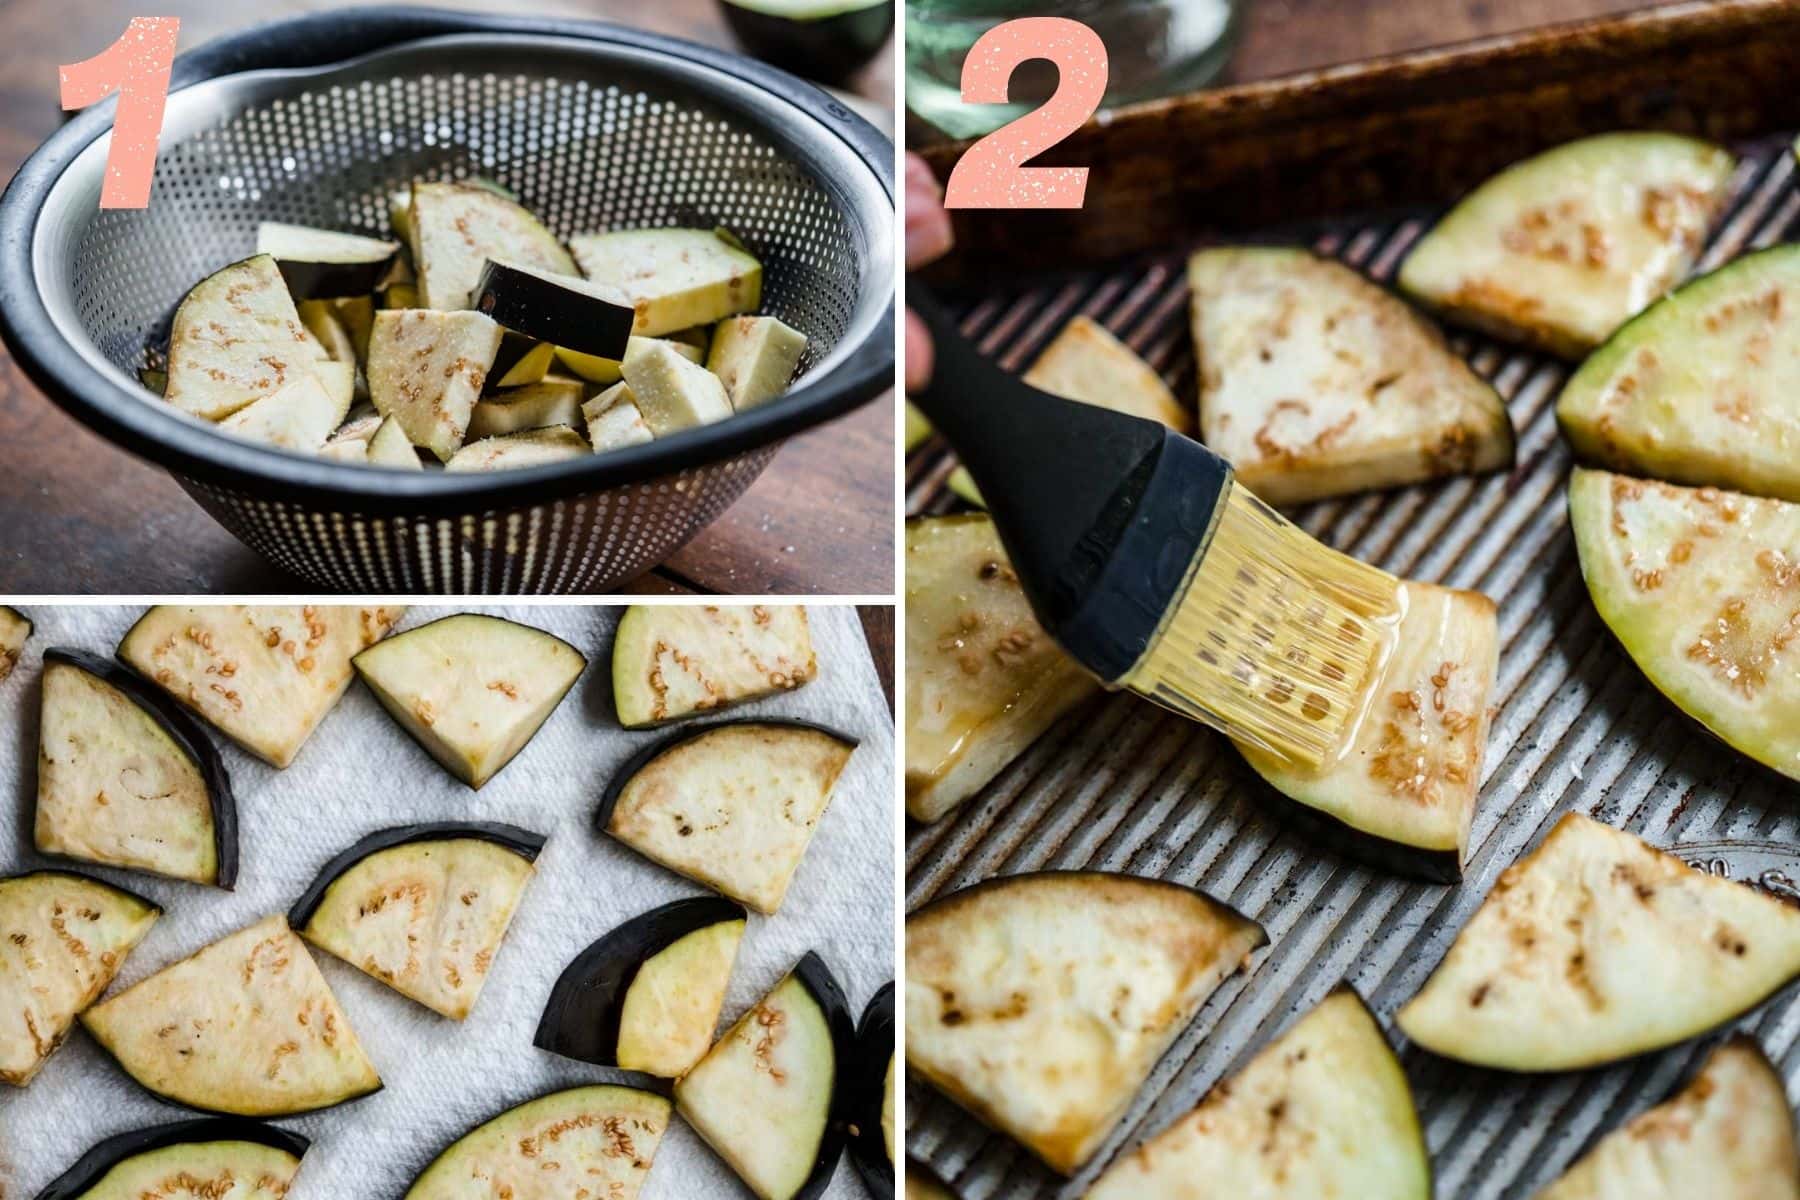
xmin=0 ymin=604 xmax=894 ymax=1199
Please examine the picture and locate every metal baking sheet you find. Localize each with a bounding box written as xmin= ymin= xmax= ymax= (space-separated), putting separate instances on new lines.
xmin=904 ymin=128 xmax=1800 ymax=1200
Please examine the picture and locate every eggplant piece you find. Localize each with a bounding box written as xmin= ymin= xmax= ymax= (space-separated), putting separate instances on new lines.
xmin=0 ymin=870 xmax=159 ymax=1087
xmin=674 ymin=952 xmax=854 ymax=1200
xmin=119 ymin=605 xmax=406 ymax=769
xmin=81 ymin=913 xmax=381 ymax=1116
xmin=904 ymin=516 xmax=1099 ymax=822
xmin=1085 ymin=988 xmax=1430 ymax=1200
xmin=404 ymin=1084 xmax=671 ymax=1200
xmin=215 ymin=370 xmax=349 ymax=453
xmin=1398 ymin=132 xmax=1737 ymax=357
xmin=905 ymin=871 xmax=1267 ymax=1175
xmin=367 ymin=308 xmax=504 ymax=462
xmin=327 ymin=407 xmax=384 ymax=447
xmin=465 ymin=377 xmax=585 ymax=440
xmin=718 ymin=0 xmax=894 ymax=86
xmin=444 ymin=426 xmax=589 ymax=470
xmin=1556 ymin=244 xmax=1800 ymax=502
xmin=334 ymin=294 xmax=376 ymax=364
xmin=257 ymin=221 xmax=400 ymax=299
xmin=904 ymin=403 xmax=932 ymax=452
xmin=297 ymin=299 xmax=359 ymax=366
xmin=1397 ymin=813 xmax=1800 ymax=1071
xmin=472 ymin=258 xmax=634 ymax=359
xmin=0 ymin=605 xmax=31 ymax=682
xmin=584 ymin=385 xmax=655 ymax=452
xmin=1568 ymin=469 xmax=1800 ymax=780
xmin=351 ymin=613 xmax=586 ymax=788
xmin=290 ymin=823 xmax=543 ymax=1020
xmin=366 ymin=415 xmax=423 ymax=470
xmin=408 ymin=182 xmax=575 ymax=311
xmin=36 ymin=648 xmax=236 ymax=887
xmin=707 ymin=314 xmax=808 ymax=410
xmin=555 ymin=335 xmax=703 ymax=384
xmin=905 ymin=1165 xmax=955 ymax=1200
xmin=1235 ymin=581 xmax=1497 ymax=882
xmin=1190 ymin=246 xmax=1514 ymax=505
xmin=163 ymin=254 xmax=330 ymax=421
xmin=570 ymin=227 xmax=762 ymax=337
xmin=37 ymin=1118 xmax=307 ymax=1200
xmin=619 ymin=338 xmax=734 ymax=435
xmin=491 ymin=338 xmax=556 ymax=388
xmin=849 ymin=982 xmax=896 ymax=1199
xmin=534 ymin=896 xmax=748 ymax=1076
xmin=1532 ymin=1036 xmax=1800 ymax=1199
xmin=318 ymin=437 xmax=370 ymax=463
xmin=611 ymin=603 xmax=817 ymax=727
xmin=599 ymin=720 xmax=857 ymax=914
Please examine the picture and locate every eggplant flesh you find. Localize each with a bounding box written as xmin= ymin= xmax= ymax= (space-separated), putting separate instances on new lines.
xmin=1398 ymin=813 xmax=1800 ymax=1071
xmin=408 ymin=182 xmax=576 ymax=311
xmin=904 ymin=871 xmax=1267 ymax=1176
xmin=1085 ymin=989 xmax=1430 ymax=1200
xmin=611 ymin=603 xmax=817 ymax=727
xmin=619 ymin=338 xmax=734 ymax=434
xmin=36 ymin=648 xmax=235 ymax=887
xmin=367 ymin=308 xmax=504 ymax=462
xmin=674 ymin=952 xmax=853 ymax=1200
xmin=707 ymin=314 xmax=808 ymax=410
xmin=404 ymin=1084 xmax=672 ymax=1200
xmin=904 ymin=516 xmax=1098 ymax=823
xmin=570 ymin=228 xmax=761 ymax=337
xmin=119 ymin=605 xmax=406 ymax=769
xmin=351 ymin=613 xmax=587 ymax=789
xmin=600 ymin=720 xmax=857 ymax=915
xmin=1567 ymin=469 xmax=1800 ymax=781
xmin=1557 ymin=244 xmax=1800 ymax=502
xmin=258 ymin=221 xmax=400 ymax=299
xmin=163 ymin=254 xmax=330 ymax=421
xmin=293 ymin=825 xmax=543 ymax=1020
xmin=1532 ymin=1036 xmax=1800 ymax=1199
xmin=81 ymin=913 xmax=381 ymax=1116
xmin=905 ymin=1167 xmax=956 ymax=1200
xmin=0 ymin=606 xmax=30 ymax=681
xmin=534 ymin=895 xmax=747 ymax=1076
xmin=443 ymin=426 xmax=590 ymax=472
xmin=37 ymin=1119 xmax=307 ymax=1200
xmin=0 ymin=871 xmax=159 ymax=1087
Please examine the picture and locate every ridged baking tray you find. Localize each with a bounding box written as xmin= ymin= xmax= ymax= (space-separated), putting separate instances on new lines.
xmin=904 ymin=7 xmax=1800 ymax=1197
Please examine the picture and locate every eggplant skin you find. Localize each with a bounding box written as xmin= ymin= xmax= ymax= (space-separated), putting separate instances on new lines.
xmin=36 ymin=1118 xmax=308 ymax=1200
xmin=905 ymin=871 xmax=1266 ymax=1176
xmin=718 ymin=1 xmax=894 ymax=86
xmin=849 ymin=982 xmax=896 ymax=1199
xmin=1398 ymin=813 xmax=1800 ymax=1072
xmin=534 ymin=895 xmax=747 ymax=1074
xmin=288 ymin=821 xmax=545 ymax=927
xmin=36 ymin=647 xmax=237 ymax=889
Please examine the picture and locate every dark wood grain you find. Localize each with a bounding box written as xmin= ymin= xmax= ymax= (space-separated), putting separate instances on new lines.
xmin=857 ymin=602 xmax=895 ymax=712
xmin=0 ymin=0 xmax=892 ymax=596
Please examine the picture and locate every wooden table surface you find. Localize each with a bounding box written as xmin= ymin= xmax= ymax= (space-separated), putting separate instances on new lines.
xmin=0 ymin=0 xmax=893 ymax=597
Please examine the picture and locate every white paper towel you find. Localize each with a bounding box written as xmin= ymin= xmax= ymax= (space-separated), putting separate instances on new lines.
xmin=0 ymin=603 xmax=894 ymax=1199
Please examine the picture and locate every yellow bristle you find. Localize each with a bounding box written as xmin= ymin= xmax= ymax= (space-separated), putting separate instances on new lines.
xmin=1119 ymin=483 xmax=1405 ymax=770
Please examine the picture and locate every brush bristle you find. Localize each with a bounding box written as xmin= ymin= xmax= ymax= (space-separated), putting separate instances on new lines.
xmin=1119 ymin=483 xmax=1405 ymax=770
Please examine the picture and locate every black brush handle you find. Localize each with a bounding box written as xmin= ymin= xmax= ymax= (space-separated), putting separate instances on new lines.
xmin=908 ymin=279 xmax=1231 ymax=678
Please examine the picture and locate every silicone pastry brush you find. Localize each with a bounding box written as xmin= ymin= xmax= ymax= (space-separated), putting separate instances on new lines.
xmin=907 ymin=284 xmax=1405 ymax=770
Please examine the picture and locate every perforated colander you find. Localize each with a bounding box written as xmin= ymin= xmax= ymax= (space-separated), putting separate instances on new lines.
xmin=0 ymin=7 xmax=894 ymax=593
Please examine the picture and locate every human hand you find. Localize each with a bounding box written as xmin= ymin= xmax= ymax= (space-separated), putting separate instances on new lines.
xmin=905 ymin=151 xmax=954 ymax=393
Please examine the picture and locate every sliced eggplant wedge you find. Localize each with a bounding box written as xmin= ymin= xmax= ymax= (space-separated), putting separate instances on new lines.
xmin=36 ymin=648 xmax=236 ymax=887
xmin=1398 ymin=131 xmax=1737 ymax=357
xmin=37 ymin=1118 xmax=307 ymax=1200
xmin=585 ymin=385 xmax=655 ymax=452
xmin=904 ymin=515 xmax=1099 ymax=822
xmin=466 ymin=377 xmax=584 ymax=440
xmin=164 ymin=254 xmax=330 ymax=421
xmin=367 ymin=308 xmax=504 ymax=461
xmin=611 ymin=603 xmax=818 ymax=727
xmin=850 ymin=982 xmax=896 ymax=1198
xmin=408 ymin=182 xmax=576 ymax=311
xmin=81 ymin=913 xmax=381 ymax=1116
xmin=674 ymin=952 xmax=853 ymax=1200
xmin=0 ymin=870 xmax=159 ymax=1088
xmin=404 ymin=1084 xmax=672 ymax=1200
xmin=119 ymin=605 xmax=406 ymax=768
xmin=555 ymin=335 xmax=703 ymax=384
xmin=1026 ymin=313 xmax=1188 ymax=431
xmin=1397 ymin=812 xmax=1800 ymax=1071
xmin=473 ymin=258 xmax=634 ymax=358
xmin=367 ymin=414 xmax=423 ymax=469
xmin=571 ymin=227 xmax=762 ymax=337
xmin=290 ymin=823 xmax=544 ymax=1020
xmin=904 ymin=403 xmax=932 ymax=452
xmin=619 ymin=338 xmax=734 ymax=434
xmin=351 ymin=613 xmax=586 ymax=788
xmin=707 ymin=314 xmax=808 ymax=410
xmin=534 ymin=895 xmax=747 ymax=1076
xmin=491 ymin=337 xmax=557 ymax=388
xmin=1085 ymin=988 xmax=1430 ymax=1200
xmin=599 ymin=720 xmax=857 ymax=915
xmin=335 ymin=294 xmax=376 ymax=363
xmin=1 ymin=605 xmax=31 ymax=682
xmin=1236 ymin=580 xmax=1497 ymax=881
xmin=1532 ymin=1036 xmax=1800 ymax=1199
xmin=1190 ymin=246 xmax=1514 ymax=505
xmin=443 ymin=425 xmax=590 ymax=472
xmin=1556 ymin=244 xmax=1800 ymax=502
xmin=258 ymin=221 xmax=400 ymax=298
xmin=1568 ymin=468 xmax=1800 ymax=780
xmin=905 ymin=871 xmax=1267 ymax=1175
xmin=215 ymin=370 xmax=348 ymax=454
